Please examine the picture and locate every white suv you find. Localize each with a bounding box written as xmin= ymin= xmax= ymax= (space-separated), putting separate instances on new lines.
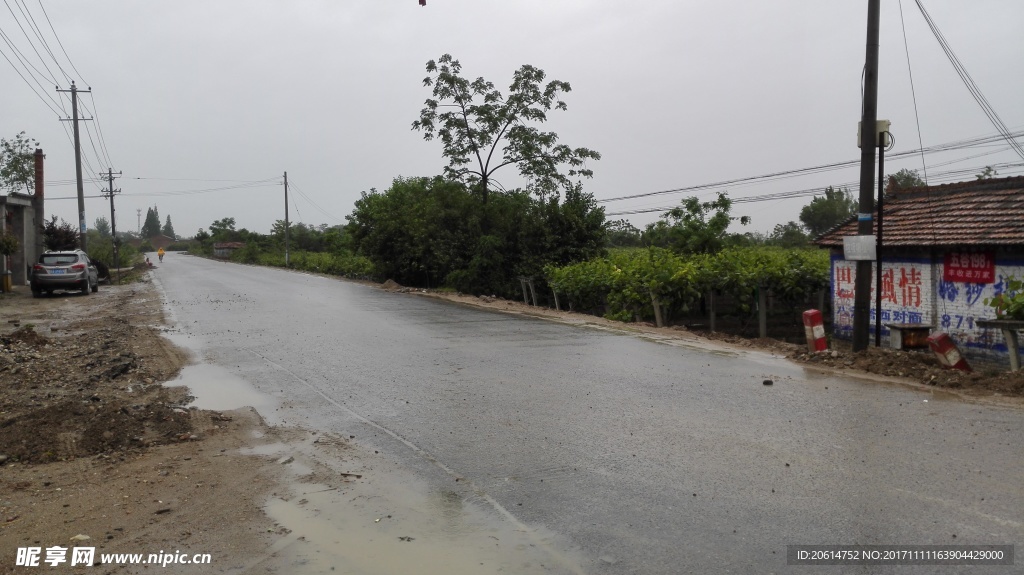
xmin=30 ymin=250 xmax=99 ymax=297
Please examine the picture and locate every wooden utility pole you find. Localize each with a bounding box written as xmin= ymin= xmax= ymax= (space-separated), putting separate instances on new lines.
xmin=284 ymin=171 xmax=290 ymax=267
xmin=57 ymin=82 xmax=92 ymax=251
xmin=853 ymin=0 xmax=881 ymax=352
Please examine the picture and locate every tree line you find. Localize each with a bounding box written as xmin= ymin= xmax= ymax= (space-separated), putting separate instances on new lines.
xmin=3 ymin=55 xmax=935 ymax=295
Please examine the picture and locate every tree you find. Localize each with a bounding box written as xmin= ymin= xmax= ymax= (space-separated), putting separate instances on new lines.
xmin=347 ymin=177 xmax=604 ymax=295
xmin=412 ymin=54 xmax=600 ymax=203
xmin=162 ymin=215 xmax=176 ymax=238
xmin=889 ymin=168 xmax=925 ymax=189
xmin=606 ymin=219 xmax=643 ymax=248
xmin=644 ymin=192 xmax=750 ymax=254
xmin=766 ymin=221 xmax=810 ymax=248
xmin=141 ymin=206 xmax=162 ymax=239
xmin=976 ymin=165 xmax=998 ymax=180
xmin=41 ymin=216 xmax=79 ymax=251
xmin=208 ymin=217 xmax=236 ymax=239
xmin=799 ymin=186 xmax=857 ymax=238
xmin=1 ymin=131 xmax=38 ymax=195
xmin=94 ymin=216 xmax=111 ymax=238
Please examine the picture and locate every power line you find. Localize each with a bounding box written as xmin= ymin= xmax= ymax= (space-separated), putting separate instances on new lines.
xmin=597 ymin=129 xmax=1024 ymax=206
xmin=80 ymin=94 xmax=115 ymax=168
xmin=605 ymin=162 xmax=1024 ymax=217
xmin=36 ymin=0 xmax=86 ymax=83
xmin=897 ymin=0 xmax=928 ymax=184
xmin=3 ymin=0 xmax=59 ymax=84
xmin=287 ymin=179 xmax=345 ymax=223
xmin=0 ymin=25 xmax=65 ymax=113
xmin=10 ymin=0 xmax=67 ymax=81
xmin=913 ymin=0 xmax=1024 ymax=161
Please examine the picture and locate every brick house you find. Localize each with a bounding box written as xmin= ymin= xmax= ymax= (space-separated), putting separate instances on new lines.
xmin=815 ymin=176 xmax=1024 ymax=367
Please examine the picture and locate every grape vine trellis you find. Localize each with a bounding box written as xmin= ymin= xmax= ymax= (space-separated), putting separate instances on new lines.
xmin=545 ymin=247 xmax=831 ymax=327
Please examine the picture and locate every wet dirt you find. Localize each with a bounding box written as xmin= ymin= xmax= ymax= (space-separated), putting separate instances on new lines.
xmin=0 ymin=280 xmax=287 ymax=574
xmin=1 ymin=272 xmax=589 ymax=574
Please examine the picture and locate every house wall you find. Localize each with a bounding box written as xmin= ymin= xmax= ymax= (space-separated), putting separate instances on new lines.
xmin=830 ymin=249 xmax=1024 ymax=367
xmin=1 ymin=194 xmax=39 ymax=285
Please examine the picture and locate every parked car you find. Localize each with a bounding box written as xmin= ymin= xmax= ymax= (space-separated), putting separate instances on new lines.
xmin=30 ymin=250 xmax=99 ymax=297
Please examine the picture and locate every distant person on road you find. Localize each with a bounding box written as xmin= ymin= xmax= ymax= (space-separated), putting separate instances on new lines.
xmin=146 ymin=257 xmax=152 ymax=267
xmin=157 ymin=248 xmax=165 ymax=262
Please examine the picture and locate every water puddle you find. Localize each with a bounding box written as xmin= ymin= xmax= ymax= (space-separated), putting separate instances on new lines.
xmin=167 ymin=362 xmax=276 ymax=412
xmin=261 ymin=474 xmax=585 ymax=575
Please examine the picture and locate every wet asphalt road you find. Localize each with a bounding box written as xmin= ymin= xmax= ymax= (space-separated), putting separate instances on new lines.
xmin=154 ymin=255 xmax=1023 ymax=574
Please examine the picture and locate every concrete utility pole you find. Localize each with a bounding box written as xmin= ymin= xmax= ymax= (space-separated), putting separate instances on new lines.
xmin=853 ymin=0 xmax=881 ymax=352
xmin=137 ymin=208 xmax=142 ymax=233
xmin=103 ymin=169 xmax=121 ymax=282
xmin=284 ymin=171 xmax=290 ymax=267
xmin=57 ymin=82 xmax=92 ymax=251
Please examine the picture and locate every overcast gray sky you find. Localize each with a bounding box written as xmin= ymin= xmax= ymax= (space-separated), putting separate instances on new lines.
xmin=2 ymin=1 xmax=1022 ymax=239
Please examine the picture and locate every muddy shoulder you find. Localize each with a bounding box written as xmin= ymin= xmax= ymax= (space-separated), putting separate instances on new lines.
xmin=1 ymin=278 xmax=583 ymax=575
xmin=0 ymin=281 xmax=297 ymax=573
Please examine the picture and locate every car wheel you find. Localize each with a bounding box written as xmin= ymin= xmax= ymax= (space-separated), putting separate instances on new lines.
xmin=91 ymin=280 xmax=99 ymax=293
xmin=81 ymin=280 xmax=90 ymax=295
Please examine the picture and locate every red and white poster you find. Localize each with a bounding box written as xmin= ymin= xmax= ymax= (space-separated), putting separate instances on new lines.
xmin=943 ymin=251 xmax=995 ymax=284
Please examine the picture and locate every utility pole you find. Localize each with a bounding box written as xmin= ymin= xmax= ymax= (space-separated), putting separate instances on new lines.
xmin=284 ymin=171 xmax=290 ymax=267
xmin=875 ymin=136 xmax=885 ymax=347
xmin=853 ymin=0 xmax=881 ymax=352
xmin=57 ymin=82 xmax=92 ymax=251
xmin=137 ymin=208 xmax=142 ymax=234
xmin=102 ymin=169 xmax=122 ymax=283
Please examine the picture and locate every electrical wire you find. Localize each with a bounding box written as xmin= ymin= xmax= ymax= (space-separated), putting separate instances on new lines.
xmin=914 ymin=0 xmax=1024 ymax=161
xmin=0 ymin=41 xmax=61 ymax=116
xmin=80 ymin=94 xmax=115 ymax=169
xmin=604 ymin=161 xmax=1024 ymax=217
xmin=898 ymin=0 xmax=929 ymax=184
xmin=0 ymin=26 xmax=65 ymax=113
xmin=36 ymin=0 xmax=86 ymax=84
xmin=288 ymin=179 xmax=345 ymax=224
xmin=11 ymin=0 xmax=67 ymax=82
xmin=2 ymin=0 xmax=59 ymax=84
xmin=598 ymin=129 xmax=1024 ymax=207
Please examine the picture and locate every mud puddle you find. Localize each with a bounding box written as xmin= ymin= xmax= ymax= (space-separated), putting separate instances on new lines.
xmin=166 ymin=361 xmax=277 ymax=412
xmin=245 ymin=435 xmax=587 ymax=575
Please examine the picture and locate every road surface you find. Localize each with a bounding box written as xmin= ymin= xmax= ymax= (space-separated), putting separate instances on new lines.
xmin=153 ymin=253 xmax=1023 ymax=574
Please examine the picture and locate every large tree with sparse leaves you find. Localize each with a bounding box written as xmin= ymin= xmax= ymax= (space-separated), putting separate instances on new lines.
xmin=1 ymin=131 xmax=38 ymax=195
xmin=412 ymin=54 xmax=600 ymax=203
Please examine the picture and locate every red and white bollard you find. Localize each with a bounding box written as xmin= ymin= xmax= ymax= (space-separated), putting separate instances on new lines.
xmin=926 ymin=332 xmax=971 ymax=371
xmin=802 ymin=309 xmax=828 ymax=353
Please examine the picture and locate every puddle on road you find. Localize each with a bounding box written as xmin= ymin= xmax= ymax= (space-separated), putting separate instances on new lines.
xmin=167 ymin=362 xmax=276 ymax=412
xmin=261 ymin=475 xmax=584 ymax=575
xmin=243 ymin=435 xmax=586 ymax=575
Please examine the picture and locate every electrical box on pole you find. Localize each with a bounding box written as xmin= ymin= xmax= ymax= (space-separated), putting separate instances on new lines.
xmin=858 ymin=120 xmax=891 ymax=148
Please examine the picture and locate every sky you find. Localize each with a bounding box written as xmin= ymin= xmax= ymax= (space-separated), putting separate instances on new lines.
xmin=2 ymin=0 xmax=1023 ymax=240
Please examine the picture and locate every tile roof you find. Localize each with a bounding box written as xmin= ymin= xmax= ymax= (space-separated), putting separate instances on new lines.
xmin=815 ymin=176 xmax=1024 ymax=247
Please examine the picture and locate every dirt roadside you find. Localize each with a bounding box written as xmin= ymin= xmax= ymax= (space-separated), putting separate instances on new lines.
xmin=0 ymin=278 xmax=291 ymax=573
xmin=0 ymin=275 xmax=589 ymax=575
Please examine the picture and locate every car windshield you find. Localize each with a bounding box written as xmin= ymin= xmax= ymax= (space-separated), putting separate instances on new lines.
xmin=40 ymin=254 xmax=80 ymax=265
